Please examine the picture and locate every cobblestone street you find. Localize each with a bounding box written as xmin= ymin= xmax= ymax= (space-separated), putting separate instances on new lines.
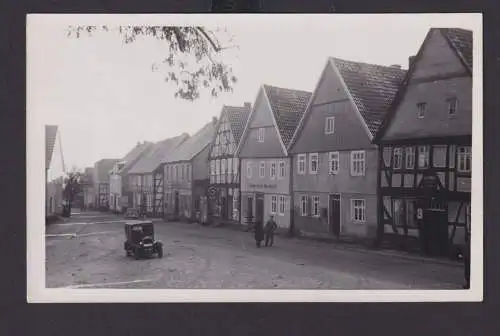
xmin=45 ymin=213 xmax=465 ymax=289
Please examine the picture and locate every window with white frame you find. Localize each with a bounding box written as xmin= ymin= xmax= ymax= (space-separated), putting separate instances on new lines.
xmin=418 ymin=146 xmax=429 ymax=168
xmin=278 ymin=160 xmax=285 ymax=179
xmin=393 ymin=148 xmax=403 ymax=169
xmin=325 ymin=116 xmax=335 ymax=134
xmin=457 ymin=146 xmax=472 ymax=172
xmin=328 ymin=152 xmax=339 ymax=174
xmin=350 ymin=151 xmax=365 ymax=176
xmin=246 ymin=161 xmax=253 ymax=178
xmin=312 ymin=195 xmax=320 ymax=217
xmin=271 ymin=195 xmax=277 ymax=214
xmin=259 ymin=161 xmax=265 ymax=178
xmin=417 ymin=102 xmax=427 ymax=119
xmin=279 ymin=195 xmax=286 ymax=215
xmin=447 ymin=97 xmax=458 ymax=116
xmin=405 ymin=147 xmax=415 ymax=169
xmin=301 ymin=195 xmax=308 ymax=216
xmin=297 ymin=154 xmax=306 ymax=175
xmin=309 ymin=153 xmax=319 ymax=174
xmin=216 ymin=159 xmax=221 ymax=183
xmin=257 ymin=127 xmax=265 ymax=142
xmin=270 ymin=161 xmax=277 ymax=179
xmin=351 ymin=199 xmax=366 ymax=222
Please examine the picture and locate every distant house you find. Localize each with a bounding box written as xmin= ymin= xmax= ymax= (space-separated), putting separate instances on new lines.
xmin=235 ymin=85 xmax=311 ymax=231
xmin=289 ymin=58 xmax=406 ymax=241
xmin=93 ymin=158 xmax=120 ymax=210
xmin=127 ymin=134 xmax=189 ymax=217
xmin=373 ymin=28 xmax=473 ymax=257
xmin=45 ymin=125 xmax=64 ymax=216
xmin=108 ymin=141 xmax=154 ymax=213
xmin=81 ymin=167 xmax=95 ymax=210
xmin=207 ymin=103 xmax=251 ymax=225
xmin=163 ymin=119 xmax=217 ymax=222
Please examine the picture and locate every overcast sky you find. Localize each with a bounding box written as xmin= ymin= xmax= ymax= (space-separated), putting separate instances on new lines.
xmin=28 ymin=14 xmax=478 ymax=178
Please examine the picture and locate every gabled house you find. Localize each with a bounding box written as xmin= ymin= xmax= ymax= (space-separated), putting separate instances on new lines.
xmin=207 ymin=103 xmax=252 ymax=225
xmin=373 ymin=28 xmax=473 ymax=257
xmin=45 ymin=125 xmax=63 ymax=216
xmin=93 ymin=158 xmax=120 ymax=210
xmin=163 ymin=119 xmax=217 ymax=222
xmin=108 ymin=141 xmax=154 ymax=213
xmin=127 ymin=134 xmax=189 ymax=217
xmin=235 ymin=85 xmax=311 ymax=231
xmin=288 ymin=58 xmax=406 ymax=241
xmin=81 ymin=167 xmax=95 ymax=210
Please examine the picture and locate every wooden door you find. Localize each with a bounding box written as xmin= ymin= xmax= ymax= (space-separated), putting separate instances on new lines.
xmin=247 ymin=196 xmax=253 ymax=220
xmin=329 ymin=194 xmax=341 ymax=237
xmin=227 ymin=195 xmax=234 ymax=220
xmin=422 ymin=209 xmax=448 ymax=257
xmin=174 ymin=191 xmax=180 ymax=217
xmin=256 ymin=193 xmax=265 ymax=225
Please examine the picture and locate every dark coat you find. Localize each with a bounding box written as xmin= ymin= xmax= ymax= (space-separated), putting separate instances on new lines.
xmin=254 ymin=221 xmax=264 ymax=241
xmin=265 ymin=219 xmax=277 ymax=234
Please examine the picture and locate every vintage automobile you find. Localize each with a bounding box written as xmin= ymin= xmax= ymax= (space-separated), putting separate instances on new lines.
xmin=124 ymin=207 xmax=139 ymax=219
xmin=123 ymin=220 xmax=163 ymax=259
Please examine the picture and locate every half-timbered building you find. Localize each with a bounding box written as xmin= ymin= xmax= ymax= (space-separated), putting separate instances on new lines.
xmin=235 ymin=85 xmax=311 ymax=231
xmin=108 ymin=141 xmax=153 ymax=213
xmin=93 ymin=158 xmax=119 ymax=210
xmin=373 ymin=28 xmax=473 ymax=257
xmin=163 ymin=119 xmax=217 ymax=222
xmin=207 ymin=103 xmax=251 ymax=225
xmin=126 ymin=134 xmax=188 ymax=217
xmin=289 ymin=58 xmax=406 ymax=241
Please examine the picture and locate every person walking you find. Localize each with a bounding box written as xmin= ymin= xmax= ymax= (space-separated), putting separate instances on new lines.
xmin=264 ymin=215 xmax=278 ymax=247
xmin=254 ymin=220 xmax=264 ymax=248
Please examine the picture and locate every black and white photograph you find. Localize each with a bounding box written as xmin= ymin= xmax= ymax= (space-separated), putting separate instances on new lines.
xmin=27 ymin=14 xmax=482 ymax=302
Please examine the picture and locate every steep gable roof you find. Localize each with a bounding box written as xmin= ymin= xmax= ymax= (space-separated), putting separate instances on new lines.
xmin=373 ymin=27 xmax=473 ymax=143
xmin=117 ymin=142 xmax=154 ymax=175
xmin=128 ymin=134 xmax=189 ymax=174
xmin=331 ymin=57 xmax=407 ymax=138
xmin=225 ymin=104 xmax=252 ymax=144
xmin=164 ymin=120 xmax=217 ymax=163
xmin=441 ymin=28 xmax=473 ymax=72
xmin=45 ymin=125 xmax=58 ymax=169
xmin=263 ymin=85 xmax=312 ymax=150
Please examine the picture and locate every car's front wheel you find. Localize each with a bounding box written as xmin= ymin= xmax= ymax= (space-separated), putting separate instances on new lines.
xmin=134 ymin=247 xmax=141 ymax=260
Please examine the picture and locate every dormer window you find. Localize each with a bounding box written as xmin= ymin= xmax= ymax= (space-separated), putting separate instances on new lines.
xmin=417 ymin=102 xmax=427 ymax=119
xmin=257 ymin=128 xmax=265 ymax=142
xmin=325 ymin=117 xmax=335 ymax=134
xmin=447 ymin=97 xmax=458 ymax=116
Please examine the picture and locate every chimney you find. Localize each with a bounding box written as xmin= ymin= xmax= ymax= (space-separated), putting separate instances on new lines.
xmin=409 ymin=55 xmax=416 ymax=68
xmin=244 ymin=102 xmax=251 ymax=109
xmin=390 ymin=64 xmax=402 ymax=69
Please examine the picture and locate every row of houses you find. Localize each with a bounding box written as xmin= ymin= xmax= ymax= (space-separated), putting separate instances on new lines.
xmin=87 ymin=27 xmax=472 ymax=257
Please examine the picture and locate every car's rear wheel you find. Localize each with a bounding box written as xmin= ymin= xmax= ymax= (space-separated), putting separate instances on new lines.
xmin=157 ymin=244 xmax=163 ymax=258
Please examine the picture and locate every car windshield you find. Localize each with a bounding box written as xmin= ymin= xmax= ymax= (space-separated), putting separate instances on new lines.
xmin=129 ymin=224 xmax=154 ymax=242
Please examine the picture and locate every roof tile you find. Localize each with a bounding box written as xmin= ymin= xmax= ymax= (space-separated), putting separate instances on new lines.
xmin=441 ymin=28 xmax=473 ymax=72
xmin=224 ymin=104 xmax=252 ymax=144
xmin=45 ymin=125 xmax=58 ymax=169
xmin=164 ymin=120 xmax=217 ymax=163
xmin=263 ymin=85 xmax=312 ymax=148
xmin=331 ymin=58 xmax=407 ymax=136
xmin=128 ymin=134 xmax=189 ymax=174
